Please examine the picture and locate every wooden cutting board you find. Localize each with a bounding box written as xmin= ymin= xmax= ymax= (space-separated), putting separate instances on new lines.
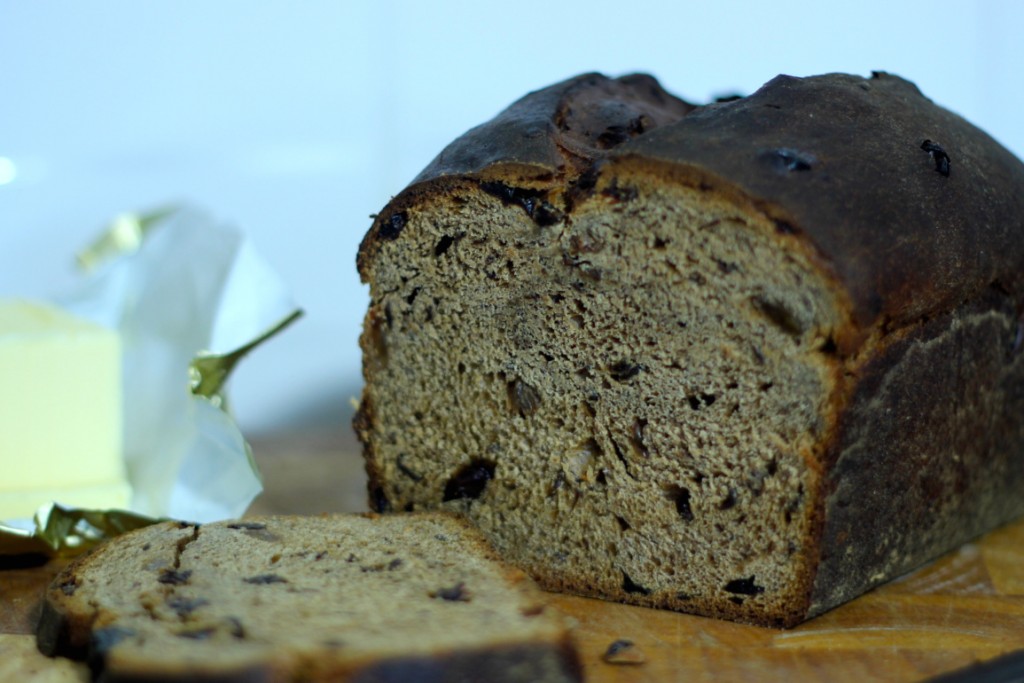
xmin=3 ymin=425 xmax=1022 ymax=682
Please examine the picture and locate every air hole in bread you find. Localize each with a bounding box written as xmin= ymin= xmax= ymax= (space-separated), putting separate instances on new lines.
xmin=621 ymin=571 xmax=651 ymax=595
xmin=664 ymin=485 xmax=695 ymax=522
xmin=442 ymin=460 xmax=496 ymax=502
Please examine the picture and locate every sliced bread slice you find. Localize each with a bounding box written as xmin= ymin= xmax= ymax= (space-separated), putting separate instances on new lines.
xmin=37 ymin=513 xmax=581 ymax=682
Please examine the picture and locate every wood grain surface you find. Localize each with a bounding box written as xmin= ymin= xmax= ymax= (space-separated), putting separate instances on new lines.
xmin=3 ymin=425 xmax=1022 ymax=682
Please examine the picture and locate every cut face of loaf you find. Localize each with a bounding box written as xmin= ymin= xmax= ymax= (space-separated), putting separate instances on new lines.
xmin=361 ymin=171 xmax=843 ymax=626
xmin=357 ymin=72 xmax=1024 ymax=627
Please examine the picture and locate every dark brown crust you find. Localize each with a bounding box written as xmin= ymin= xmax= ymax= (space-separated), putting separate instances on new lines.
xmin=37 ymin=546 xmax=104 ymax=659
xmin=355 ymin=71 xmax=1024 ymax=626
xmin=35 ymin=595 xmax=82 ymax=660
xmin=77 ymin=641 xmax=581 ymax=683
xmin=358 ymin=71 xmax=1024 ymax=332
xmin=357 ymin=73 xmax=694 ymax=278
xmin=615 ymin=72 xmax=1024 ymax=330
xmin=345 ymin=637 xmax=583 ymax=683
xmin=809 ymin=288 xmax=1024 ymax=614
xmin=84 ymin=666 xmax=274 ymax=683
xmin=411 ymin=72 xmax=694 ymax=183
xmin=920 ymin=648 xmax=1024 ymax=683
xmin=352 ymin=394 xmax=389 ymax=513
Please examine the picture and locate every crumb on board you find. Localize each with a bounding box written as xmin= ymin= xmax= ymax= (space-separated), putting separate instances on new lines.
xmin=602 ymin=638 xmax=647 ymax=665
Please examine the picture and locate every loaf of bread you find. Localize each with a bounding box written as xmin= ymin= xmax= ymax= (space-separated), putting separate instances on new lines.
xmin=36 ymin=513 xmax=581 ymax=682
xmin=355 ymin=72 xmax=1024 ymax=627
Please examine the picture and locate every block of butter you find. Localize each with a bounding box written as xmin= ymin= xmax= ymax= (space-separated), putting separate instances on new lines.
xmin=0 ymin=300 xmax=130 ymax=519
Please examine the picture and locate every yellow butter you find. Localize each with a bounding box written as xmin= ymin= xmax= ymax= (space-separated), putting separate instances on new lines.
xmin=0 ymin=300 xmax=129 ymax=518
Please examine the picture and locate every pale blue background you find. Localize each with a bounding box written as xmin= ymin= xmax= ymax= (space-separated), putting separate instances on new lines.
xmin=2 ymin=1 xmax=1022 ymax=434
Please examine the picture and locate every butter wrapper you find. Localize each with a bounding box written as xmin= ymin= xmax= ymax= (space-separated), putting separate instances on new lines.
xmin=0 ymin=505 xmax=159 ymax=557
xmin=0 ymin=208 xmax=300 ymax=556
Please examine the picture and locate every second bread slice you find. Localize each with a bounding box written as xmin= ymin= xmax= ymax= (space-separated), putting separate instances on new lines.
xmin=37 ymin=512 xmax=581 ymax=682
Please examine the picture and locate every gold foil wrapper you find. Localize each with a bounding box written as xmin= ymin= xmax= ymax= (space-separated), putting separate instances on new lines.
xmin=189 ymin=309 xmax=303 ymax=407
xmin=0 ymin=505 xmax=161 ymax=558
xmin=75 ymin=207 xmax=177 ymax=272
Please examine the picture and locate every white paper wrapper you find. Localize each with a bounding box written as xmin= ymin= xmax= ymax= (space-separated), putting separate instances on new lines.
xmin=59 ymin=207 xmax=299 ymax=522
xmin=0 ymin=208 xmax=300 ymax=555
